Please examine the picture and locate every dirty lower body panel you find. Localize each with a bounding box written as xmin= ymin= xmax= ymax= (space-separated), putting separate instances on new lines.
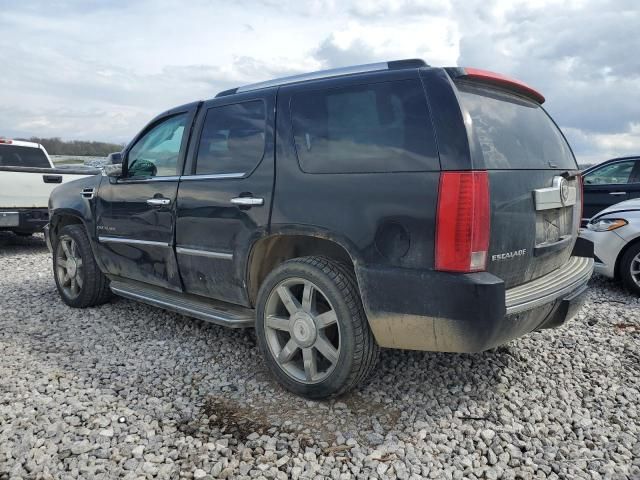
xmin=357 ymin=256 xmax=594 ymax=353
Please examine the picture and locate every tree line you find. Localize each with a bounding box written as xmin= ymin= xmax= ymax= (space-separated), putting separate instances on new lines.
xmin=17 ymin=137 xmax=125 ymax=157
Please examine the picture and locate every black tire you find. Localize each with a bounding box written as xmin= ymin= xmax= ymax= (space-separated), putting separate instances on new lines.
xmin=255 ymin=256 xmax=379 ymax=399
xmin=620 ymin=242 xmax=640 ymax=296
xmin=53 ymin=224 xmax=112 ymax=308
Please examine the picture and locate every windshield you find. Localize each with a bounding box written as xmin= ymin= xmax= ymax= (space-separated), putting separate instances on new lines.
xmin=0 ymin=145 xmax=50 ymax=168
xmin=458 ymin=83 xmax=577 ymax=170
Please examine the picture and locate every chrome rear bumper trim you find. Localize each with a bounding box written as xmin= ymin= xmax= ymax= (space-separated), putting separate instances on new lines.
xmin=505 ymin=256 xmax=593 ymax=315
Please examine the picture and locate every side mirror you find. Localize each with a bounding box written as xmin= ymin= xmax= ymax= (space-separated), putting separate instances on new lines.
xmin=103 ymin=163 xmax=123 ymax=178
xmin=107 ymin=152 xmax=123 ymax=164
xmin=103 ymin=152 xmax=123 ymax=177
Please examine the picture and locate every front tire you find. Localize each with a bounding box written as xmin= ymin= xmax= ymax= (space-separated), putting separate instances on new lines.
xmin=53 ymin=224 xmax=112 ymax=308
xmin=620 ymin=242 xmax=640 ymax=296
xmin=255 ymin=256 xmax=379 ymax=399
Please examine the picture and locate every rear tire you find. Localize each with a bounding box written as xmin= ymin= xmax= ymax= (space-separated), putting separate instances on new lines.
xmin=53 ymin=224 xmax=112 ymax=308
xmin=255 ymin=256 xmax=379 ymax=399
xmin=620 ymin=242 xmax=640 ymax=296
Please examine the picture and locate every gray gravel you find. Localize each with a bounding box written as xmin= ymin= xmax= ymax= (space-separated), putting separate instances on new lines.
xmin=0 ymin=232 xmax=638 ymax=480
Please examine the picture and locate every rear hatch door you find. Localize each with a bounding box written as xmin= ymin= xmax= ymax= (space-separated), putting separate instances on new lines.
xmin=454 ymin=79 xmax=581 ymax=288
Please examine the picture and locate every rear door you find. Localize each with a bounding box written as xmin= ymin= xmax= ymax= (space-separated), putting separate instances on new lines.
xmin=582 ymin=159 xmax=639 ymax=219
xmin=453 ymin=81 xmax=581 ymax=288
xmin=175 ymin=89 xmax=276 ymax=306
xmin=630 ymin=161 xmax=640 ymax=201
xmin=95 ymin=104 xmax=198 ymax=290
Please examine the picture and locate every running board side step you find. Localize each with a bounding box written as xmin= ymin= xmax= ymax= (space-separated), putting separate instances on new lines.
xmin=109 ymin=280 xmax=255 ymax=328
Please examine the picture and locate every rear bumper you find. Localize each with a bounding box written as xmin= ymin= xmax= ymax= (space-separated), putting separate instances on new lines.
xmin=0 ymin=208 xmax=49 ymax=233
xmin=357 ymin=256 xmax=594 ymax=353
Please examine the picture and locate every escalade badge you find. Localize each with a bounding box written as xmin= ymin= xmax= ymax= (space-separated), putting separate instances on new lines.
xmin=492 ymin=249 xmax=527 ymax=261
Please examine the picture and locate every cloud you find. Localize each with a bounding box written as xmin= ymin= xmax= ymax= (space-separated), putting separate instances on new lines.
xmin=456 ymin=0 xmax=640 ymax=162
xmin=348 ymin=0 xmax=450 ymax=18
xmin=0 ymin=0 xmax=637 ymax=164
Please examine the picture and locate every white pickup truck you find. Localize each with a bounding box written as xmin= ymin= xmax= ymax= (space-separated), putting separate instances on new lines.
xmin=0 ymin=139 xmax=99 ymax=235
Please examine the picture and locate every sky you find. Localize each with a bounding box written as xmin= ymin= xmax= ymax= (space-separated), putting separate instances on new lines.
xmin=0 ymin=0 xmax=638 ymax=164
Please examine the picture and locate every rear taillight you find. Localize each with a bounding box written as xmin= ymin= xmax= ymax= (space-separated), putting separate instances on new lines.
xmin=435 ymin=171 xmax=490 ymax=272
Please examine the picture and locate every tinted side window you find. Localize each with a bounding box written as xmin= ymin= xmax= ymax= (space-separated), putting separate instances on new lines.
xmin=0 ymin=145 xmax=50 ymax=168
xmin=584 ymin=161 xmax=636 ymax=185
xmin=195 ymin=101 xmax=266 ymax=175
xmin=290 ymin=79 xmax=439 ymax=173
xmin=127 ymin=113 xmax=188 ymax=178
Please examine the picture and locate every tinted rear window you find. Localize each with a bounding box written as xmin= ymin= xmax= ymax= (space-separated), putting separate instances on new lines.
xmin=290 ymin=79 xmax=439 ymax=173
xmin=458 ymin=83 xmax=576 ymax=170
xmin=0 ymin=145 xmax=50 ymax=168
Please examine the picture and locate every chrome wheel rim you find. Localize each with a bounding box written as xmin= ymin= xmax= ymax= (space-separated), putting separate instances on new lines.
xmin=631 ymin=252 xmax=640 ymax=287
xmin=264 ymin=278 xmax=341 ymax=384
xmin=56 ymin=235 xmax=84 ymax=298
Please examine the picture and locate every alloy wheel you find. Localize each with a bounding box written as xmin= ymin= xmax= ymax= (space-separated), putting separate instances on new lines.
xmin=264 ymin=277 xmax=341 ymax=384
xmin=56 ymin=235 xmax=84 ymax=298
xmin=631 ymin=252 xmax=640 ymax=287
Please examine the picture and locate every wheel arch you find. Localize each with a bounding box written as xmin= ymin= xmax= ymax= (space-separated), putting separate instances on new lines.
xmin=50 ymin=210 xmax=87 ymax=238
xmin=614 ymin=234 xmax=640 ymax=279
xmin=246 ymin=228 xmax=362 ymax=306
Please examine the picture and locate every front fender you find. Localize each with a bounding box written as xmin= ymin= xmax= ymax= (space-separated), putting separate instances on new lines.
xmin=49 ymin=174 xmax=104 ymax=264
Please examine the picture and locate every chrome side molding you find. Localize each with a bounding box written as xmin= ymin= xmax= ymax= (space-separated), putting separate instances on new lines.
xmin=98 ymin=236 xmax=170 ymax=247
xmin=176 ymin=246 xmax=233 ymax=260
xmin=534 ymin=176 xmax=577 ymax=211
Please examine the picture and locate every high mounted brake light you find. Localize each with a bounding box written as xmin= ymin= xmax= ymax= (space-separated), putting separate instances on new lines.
xmin=450 ymin=67 xmax=545 ymax=104
xmin=435 ymin=171 xmax=490 ymax=273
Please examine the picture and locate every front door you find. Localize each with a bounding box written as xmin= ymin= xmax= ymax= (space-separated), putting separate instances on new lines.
xmin=583 ymin=158 xmax=639 ymax=219
xmin=175 ymin=90 xmax=276 ymax=306
xmin=95 ymin=104 xmax=198 ymax=290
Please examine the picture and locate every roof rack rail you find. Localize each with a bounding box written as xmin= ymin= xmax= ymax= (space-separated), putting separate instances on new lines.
xmin=216 ymin=58 xmax=428 ymax=97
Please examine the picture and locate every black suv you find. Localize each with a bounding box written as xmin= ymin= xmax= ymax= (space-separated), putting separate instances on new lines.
xmin=46 ymin=59 xmax=594 ymax=398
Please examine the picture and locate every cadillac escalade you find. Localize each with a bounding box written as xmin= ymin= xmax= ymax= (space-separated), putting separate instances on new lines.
xmin=46 ymin=59 xmax=594 ymax=398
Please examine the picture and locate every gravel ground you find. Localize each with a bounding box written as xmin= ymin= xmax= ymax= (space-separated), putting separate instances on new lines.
xmin=0 ymin=233 xmax=638 ymax=480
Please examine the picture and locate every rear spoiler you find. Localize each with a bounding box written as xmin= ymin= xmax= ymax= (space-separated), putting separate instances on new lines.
xmin=445 ymin=67 xmax=545 ymax=104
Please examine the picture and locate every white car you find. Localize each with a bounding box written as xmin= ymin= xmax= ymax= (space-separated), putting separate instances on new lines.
xmin=0 ymin=139 xmax=98 ymax=235
xmin=580 ymin=198 xmax=640 ymax=295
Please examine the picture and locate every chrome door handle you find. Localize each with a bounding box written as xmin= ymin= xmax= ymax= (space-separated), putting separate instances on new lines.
xmin=230 ymin=196 xmax=264 ymax=206
xmin=609 ymin=192 xmax=627 ymax=196
xmin=147 ymin=198 xmax=171 ymax=206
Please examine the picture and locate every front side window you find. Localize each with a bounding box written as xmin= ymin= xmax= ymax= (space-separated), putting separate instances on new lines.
xmin=584 ymin=161 xmax=636 ymax=185
xmin=195 ymin=101 xmax=266 ymax=175
xmin=290 ymin=79 xmax=439 ymax=174
xmin=126 ymin=113 xmax=188 ymax=178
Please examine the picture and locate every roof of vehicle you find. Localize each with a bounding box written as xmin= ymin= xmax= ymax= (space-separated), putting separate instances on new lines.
xmin=0 ymin=139 xmax=42 ymax=149
xmin=582 ymin=156 xmax=640 ymax=174
xmin=215 ymin=59 xmax=428 ymax=97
